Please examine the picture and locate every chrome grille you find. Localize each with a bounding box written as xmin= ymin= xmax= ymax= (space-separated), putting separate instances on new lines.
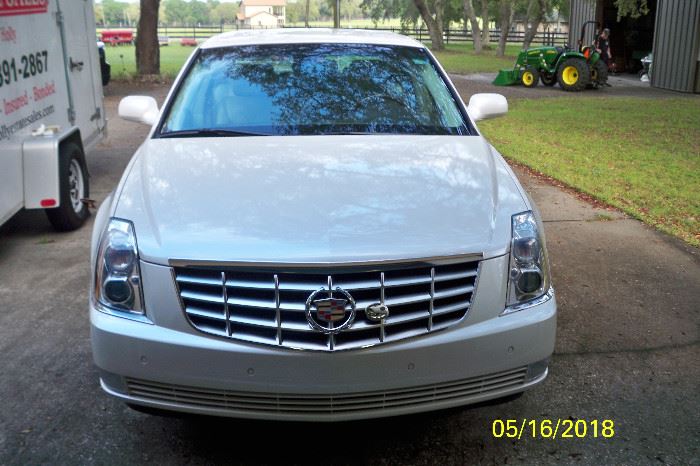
xmin=125 ymin=366 xmax=526 ymax=417
xmin=173 ymin=259 xmax=479 ymax=351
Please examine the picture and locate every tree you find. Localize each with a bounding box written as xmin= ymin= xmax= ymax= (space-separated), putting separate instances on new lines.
xmin=210 ymin=2 xmax=238 ymax=24
xmin=163 ymin=0 xmax=189 ymax=25
xmin=614 ymin=0 xmax=649 ymax=20
xmin=463 ymin=0 xmax=481 ymax=53
xmin=496 ymin=0 xmax=513 ymax=56
xmin=413 ymin=0 xmax=445 ymax=50
xmin=480 ymin=0 xmax=490 ymax=48
xmin=188 ymin=0 xmax=211 ymax=24
xmin=522 ymin=0 xmax=546 ymax=49
xmin=102 ymin=0 xmax=128 ymax=25
xmin=94 ymin=3 xmax=105 ymax=26
xmin=125 ymin=3 xmax=141 ymax=26
xmin=136 ymin=0 xmax=160 ymax=76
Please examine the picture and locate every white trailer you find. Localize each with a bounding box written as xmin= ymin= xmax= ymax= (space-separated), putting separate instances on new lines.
xmin=0 ymin=0 xmax=106 ymax=231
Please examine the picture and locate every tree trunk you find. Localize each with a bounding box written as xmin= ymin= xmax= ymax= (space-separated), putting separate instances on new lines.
xmin=480 ymin=0 xmax=490 ymax=47
xmin=463 ymin=0 xmax=482 ymax=53
xmin=497 ymin=0 xmax=513 ymax=56
xmin=135 ymin=0 xmax=160 ymax=76
xmin=522 ymin=0 xmax=546 ymax=49
xmin=414 ymin=0 xmax=444 ymax=50
xmin=304 ymin=0 xmax=310 ymax=27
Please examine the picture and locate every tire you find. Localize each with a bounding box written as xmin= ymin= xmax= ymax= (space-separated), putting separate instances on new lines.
xmin=521 ymin=67 xmax=539 ymax=88
xmin=590 ymin=59 xmax=608 ymax=87
xmin=45 ymin=143 xmax=90 ymax=231
xmin=556 ymin=58 xmax=590 ymax=92
xmin=541 ymin=73 xmax=556 ymax=86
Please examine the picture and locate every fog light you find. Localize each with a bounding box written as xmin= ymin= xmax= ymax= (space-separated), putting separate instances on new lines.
xmin=103 ymin=275 xmax=133 ymax=304
xmin=516 ymin=268 xmax=543 ymax=294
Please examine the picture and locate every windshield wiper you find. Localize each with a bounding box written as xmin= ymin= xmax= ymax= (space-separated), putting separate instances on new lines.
xmin=158 ymin=128 xmax=268 ymax=138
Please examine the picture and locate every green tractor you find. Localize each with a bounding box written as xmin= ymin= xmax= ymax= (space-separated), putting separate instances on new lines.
xmin=493 ymin=21 xmax=608 ymax=91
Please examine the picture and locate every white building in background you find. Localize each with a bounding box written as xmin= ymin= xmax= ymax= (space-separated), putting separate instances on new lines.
xmin=237 ymin=0 xmax=286 ymax=28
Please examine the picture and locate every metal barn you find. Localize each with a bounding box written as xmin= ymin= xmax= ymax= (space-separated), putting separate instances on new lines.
xmin=568 ymin=0 xmax=700 ymax=93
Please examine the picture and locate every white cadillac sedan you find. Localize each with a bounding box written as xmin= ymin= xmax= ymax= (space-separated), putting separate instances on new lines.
xmin=91 ymin=29 xmax=556 ymax=421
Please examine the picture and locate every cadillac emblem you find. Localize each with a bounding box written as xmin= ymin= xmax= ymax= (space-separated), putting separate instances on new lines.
xmin=305 ymin=286 xmax=356 ymax=334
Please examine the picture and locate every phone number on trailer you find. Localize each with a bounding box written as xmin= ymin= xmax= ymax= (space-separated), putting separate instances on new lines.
xmin=492 ymin=419 xmax=615 ymax=439
xmin=0 ymin=51 xmax=48 ymax=87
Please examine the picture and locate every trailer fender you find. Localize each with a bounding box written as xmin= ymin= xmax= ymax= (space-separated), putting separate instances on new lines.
xmin=22 ymin=127 xmax=87 ymax=210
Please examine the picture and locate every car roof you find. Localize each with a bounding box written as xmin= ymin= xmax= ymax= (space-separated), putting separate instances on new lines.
xmin=200 ymin=28 xmax=424 ymax=50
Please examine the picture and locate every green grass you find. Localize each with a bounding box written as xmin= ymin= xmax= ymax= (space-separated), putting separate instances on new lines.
xmin=105 ymin=44 xmax=195 ymax=79
xmin=479 ymin=97 xmax=700 ymax=247
xmin=430 ymin=43 xmax=521 ymax=74
xmin=105 ymin=41 xmax=521 ymax=79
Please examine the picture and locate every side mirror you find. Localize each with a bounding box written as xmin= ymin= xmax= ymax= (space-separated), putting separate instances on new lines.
xmin=118 ymin=95 xmax=159 ymax=126
xmin=467 ymin=93 xmax=508 ymax=121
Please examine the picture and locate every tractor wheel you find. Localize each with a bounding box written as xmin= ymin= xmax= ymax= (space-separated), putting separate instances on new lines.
xmin=521 ymin=67 xmax=539 ymax=88
xmin=590 ymin=59 xmax=609 ymax=87
xmin=541 ymin=73 xmax=557 ymax=86
xmin=556 ymin=58 xmax=590 ymax=92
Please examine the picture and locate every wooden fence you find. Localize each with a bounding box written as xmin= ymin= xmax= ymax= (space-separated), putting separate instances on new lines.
xmin=97 ymin=24 xmax=569 ymax=46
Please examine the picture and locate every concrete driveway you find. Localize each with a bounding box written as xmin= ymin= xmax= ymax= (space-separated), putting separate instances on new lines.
xmin=0 ymin=82 xmax=698 ymax=465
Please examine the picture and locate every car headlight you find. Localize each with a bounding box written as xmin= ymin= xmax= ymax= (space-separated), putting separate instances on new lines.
xmin=94 ymin=218 xmax=144 ymax=315
xmin=504 ymin=211 xmax=551 ymax=313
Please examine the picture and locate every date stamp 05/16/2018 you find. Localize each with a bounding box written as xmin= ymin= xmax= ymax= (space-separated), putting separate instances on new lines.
xmin=492 ymin=419 xmax=615 ymax=440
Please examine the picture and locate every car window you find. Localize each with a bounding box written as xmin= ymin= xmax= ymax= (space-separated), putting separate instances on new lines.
xmin=160 ymin=43 xmax=470 ymax=136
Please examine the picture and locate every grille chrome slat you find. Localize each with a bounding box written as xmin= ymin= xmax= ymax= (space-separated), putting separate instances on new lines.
xmin=174 ymin=259 xmax=479 ymax=351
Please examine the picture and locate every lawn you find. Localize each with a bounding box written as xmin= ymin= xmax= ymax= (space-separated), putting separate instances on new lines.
xmin=478 ymin=97 xmax=700 ymax=247
xmin=431 ymin=43 xmax=520 ymax=74
xmin=104 ymin=41 xmax=521 ymax=79
xmin=105 ymin=44 xmax=195 ymax=79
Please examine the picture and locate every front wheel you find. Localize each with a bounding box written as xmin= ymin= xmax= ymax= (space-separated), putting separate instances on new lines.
xmin=45 ymin=143 xmax=90 ymax=231
xmin=557 ymin=58 xmax=590 ymax=92
xmin=521 ymin=67 xmax=539 ymax=88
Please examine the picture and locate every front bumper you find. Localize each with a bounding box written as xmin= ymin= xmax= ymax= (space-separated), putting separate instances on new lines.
xmin=91 ymin=255 xmax=556 ymax=421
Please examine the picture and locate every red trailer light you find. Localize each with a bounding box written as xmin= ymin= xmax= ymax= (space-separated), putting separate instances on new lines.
xmin=40 ymin=199 xmax=57 ymax=207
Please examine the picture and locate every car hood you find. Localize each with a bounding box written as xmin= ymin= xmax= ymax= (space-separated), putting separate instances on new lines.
xmin=114 ymin=135 xmax=527 ymax=265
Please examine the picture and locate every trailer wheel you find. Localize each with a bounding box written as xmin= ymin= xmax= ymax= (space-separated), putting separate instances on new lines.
xmin=45 ymin=143 xmax=90 ymax=231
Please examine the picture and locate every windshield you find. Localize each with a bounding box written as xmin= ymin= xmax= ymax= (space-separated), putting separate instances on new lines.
xmin=158 ymin=43 xmax=470 ymax=137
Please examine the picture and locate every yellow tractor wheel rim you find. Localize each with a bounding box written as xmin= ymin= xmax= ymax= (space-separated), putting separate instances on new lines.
xmin=562 ymin=66 xmax=579 ymax=85
xmin=522 ymin=72 xmax=534 ymax=85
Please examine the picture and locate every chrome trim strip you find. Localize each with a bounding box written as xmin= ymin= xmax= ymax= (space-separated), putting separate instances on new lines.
xmin=167 ymin=252 xmax=487 ymax=269
xmin=274 ymin=274 xmax=281 ymax=344
xmin=222 ymin=271 xmax=231 ymax=336
xmin=429 ymin=267 xmax=435 ymax=331
xmin=501 ymin=287 xmax=555 ymax=316
xmin=327 ymin=275 xmax=334 ymax=351
xmin=379 ymin=272 xmax=386 ymax=342
xmin=93 ymin=298 xmax=153 ymax=324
